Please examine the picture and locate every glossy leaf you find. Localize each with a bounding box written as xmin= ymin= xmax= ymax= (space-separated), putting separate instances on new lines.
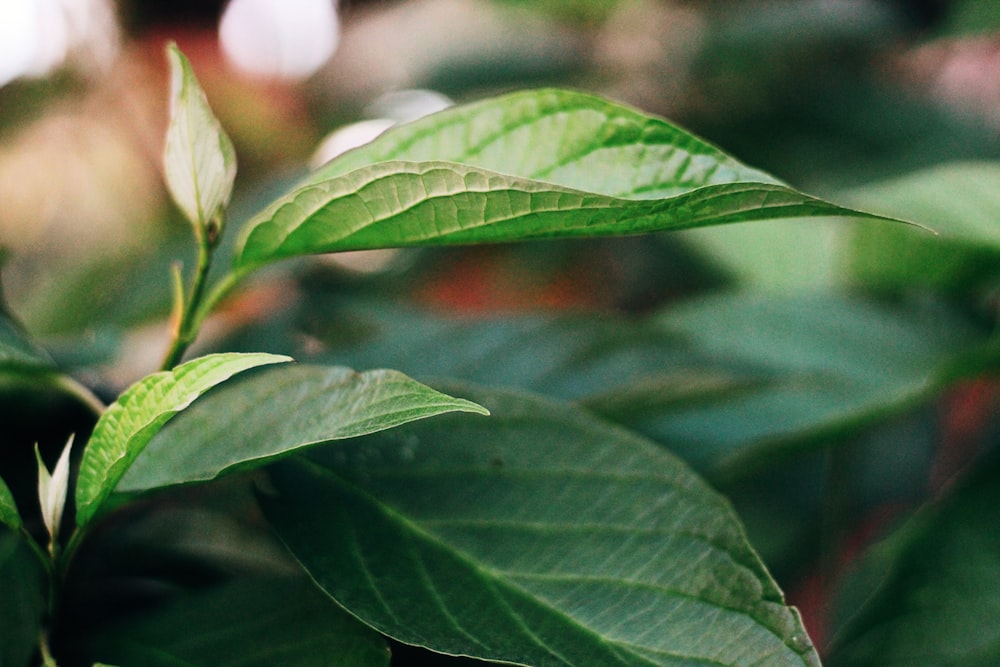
xmin=0 ymin=527 xmax=47 ymax=667
xmin=117 ymin=364 xmax=488 ymax=492
xmin=86 ymin=576 xmax=390 ymax=667
xmin=0 ymin=475 xmax=20 ymax=531
xmin=163 ymin=43 xmax=237 ymax=231
xmin=264 ymin=386 xmax=820 ymax=667
xmin=830 ymin=452 xmax=1000 ymax=666
xmin=234 ymin=161 xmax=895 ymax=277
xmin=232 ymin=89 xmax=900 ymax=275
xmin=308 ymin=88 xmax=779 ymax=191
xmin=75 ymin=353 xmax=291 ymax=527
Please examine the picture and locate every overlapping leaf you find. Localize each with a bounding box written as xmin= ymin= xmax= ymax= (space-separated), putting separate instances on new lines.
xmin=264 ymin=386 xmax=820 ymax=667
xmin=117 ymin=364 xmax=488 ymax=492
xmin=295 ymin=294 xmax=988 ymax=479
xmin=231 ymin=90 xmax=900 ymax=276
xmin=75 ymin=353 xmax=291 ymax=527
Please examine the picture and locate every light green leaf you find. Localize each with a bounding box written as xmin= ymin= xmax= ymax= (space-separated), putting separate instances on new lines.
xmin=0 ymin=476 xmax=20 ymax=531
xmin=232 ymin=89 xmax=901 ymax=275
xmin=308 ymin=88 xmax=779 ymax=191
xmin=843 ymin=161 xmax=1000 ymax=292
xmin=264 ymin=386 xmax=820 ymax=667
xmin=234 ymin=160 xmax=896 ymax=276
xmin=830 ymin=452 xmax=1000 ymax=666
xmin=75 ymin=352 xmax=291 ymax=527
xmin=85 ymin=576 xmax=389 ymax=667
xmin=163 ymin=43 xmax=237 ymax=232
xmin=36 ymin=435 xmax=73 ymax=544
xmin=0 ymin=527 xmax=47 ymax=667
xmin=117 ymin=364 xmax=489 ymax=492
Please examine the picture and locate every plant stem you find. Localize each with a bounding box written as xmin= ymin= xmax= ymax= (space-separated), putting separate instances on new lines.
xmin=159 ymin=226 xmax=217 ymax=371
xmin=51 ymin=375 xmax=105 ymax=417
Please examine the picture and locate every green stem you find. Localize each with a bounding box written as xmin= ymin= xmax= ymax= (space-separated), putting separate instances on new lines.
xmin=39 ymin=631 xmax=58 ymax=667
xmin=51 ymin=375 xmax=105 ymax=417
xmin=192 ymin=269 xmax=244 ymax=343
xmin=160 ymin=229 xmax=216 ymax=371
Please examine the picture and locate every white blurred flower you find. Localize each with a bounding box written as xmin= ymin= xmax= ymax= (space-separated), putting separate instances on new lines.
xmin=220 ymin=0 xmax=340 ymax=80
xmin=0 ymin=0 xmax=118 ymax=88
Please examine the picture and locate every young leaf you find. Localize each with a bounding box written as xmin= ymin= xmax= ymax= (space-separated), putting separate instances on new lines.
xmin=0 ymin=475 xmax=21 ymax=531
xmin=163 ymin=43 xmax=237 ymax=233
xmin=117 ymin=364 xmax=489 ymax=492
xmin=0 ymin=527 xmax=47 ymax=667
xmin=233 ymin=160 xmax=898 ymax=277
xmin=75 ymin=352 xmax=291 ymax=527
xmin=263 ymin=385 xmax=820 ymax=667
xmin=36 ymin=435 xmax=73 ymax=546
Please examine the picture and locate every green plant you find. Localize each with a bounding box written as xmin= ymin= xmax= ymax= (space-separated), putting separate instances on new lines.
xmin=3 ymin=44 xmax=998 ymax=667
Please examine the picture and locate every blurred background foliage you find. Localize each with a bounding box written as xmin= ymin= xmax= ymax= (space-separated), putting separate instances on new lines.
xmin=3 ymin=0 xmax=1000 ymax=663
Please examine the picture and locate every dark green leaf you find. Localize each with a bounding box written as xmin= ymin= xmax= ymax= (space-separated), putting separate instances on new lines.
xmin=264 ymin=386 xmax=820 ymax=667
xmin=75 ymin=353 xmax=291 ymax=527
xmin=118 ymin=364 xmax=488 ymax=492
xmin=86 ymin=576 xmax=389 ymax=667
xmin=0 ymin=308 xmax=52 ymax=373
xmin=644 ymin=293 xmax=989 ymax=478
xmin=299 ymin=294 xmax=987 ymax=479
xmin=829 ymin=451 xmax=1000 ymax=666
xmin=0 ymin=475 xmax=20 ymax=530
xmin=0 ymin=527 xmax=47 ymax=667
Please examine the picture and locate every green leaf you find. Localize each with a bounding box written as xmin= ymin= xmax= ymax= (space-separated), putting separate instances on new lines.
xmin=232 ymin=89 xmax=901 ymax=275
xmin=843 ymin=161 xmax=1000 ymax=292
xmin=117 ymin=364 xmax=489 ymax=493
xmin=75 ymin=352 xmax=291 ymax=527
xmin=308 ymin=88 xmax=779 ymax=191
xmin=0 ymin=308 xmax=52 ymax=373
xmin=829 ymin=451 xmax=1000 ymax=666
xmin=0 ymin=475 xmax=21 ymax=531
xmin=163 ymin=43 xmax=237 ymax=231
xmin=300 ymin=294 xmax=988 ymax=479
xmin=0 ymin=527 xmax=47 ymax=667
xmin=644 ymin=292 xmax=989 ymax=478
xmin=234 ymin=162 xmax=895 ymax=277
xmin=85 ymin=576 xmax=389 ymax=667
xmin=263 ymin=385 xmax=820 ymax=667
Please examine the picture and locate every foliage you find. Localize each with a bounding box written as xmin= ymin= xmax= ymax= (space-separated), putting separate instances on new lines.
xmin=2 ymin=40 xmax=999 ymax=667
